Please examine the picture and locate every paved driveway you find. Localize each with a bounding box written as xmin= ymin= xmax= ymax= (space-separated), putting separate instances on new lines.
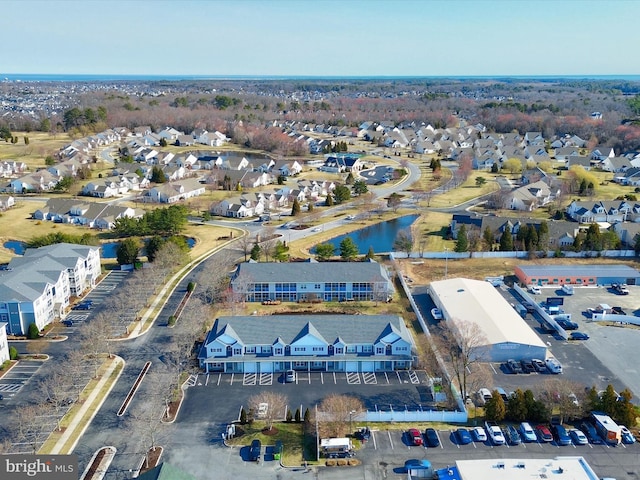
xmin=0 ymin=359 xmax=46 ymax=402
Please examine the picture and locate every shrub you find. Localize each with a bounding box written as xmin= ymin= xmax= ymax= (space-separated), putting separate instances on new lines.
xmin=337 ymin=459 xmax=347 ymax=466
xmin=286 ymin=409 xmax=293 ymax=422
xmin=167 ymin=316 xmax=176 ymax=327
xmin=239 ymin=407 xmax=247 ymax=425
xmin=27 ymin=323 xmax=40 ymax=339
xmin=187 ymin=282 xmax=196 ymax=292
xmin=0 ymin=360 xmax=10 ymax=370
xmin=9 ymin=346 xmax=18 ymax=360
xmin=325 ymin=460 xmax=336 ymax=467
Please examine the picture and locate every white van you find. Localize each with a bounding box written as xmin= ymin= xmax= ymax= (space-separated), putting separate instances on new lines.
xmin=562 ymin=284 xmax=574 ymax=295
xmin=545 ymin=357 xmax=563 ymax=374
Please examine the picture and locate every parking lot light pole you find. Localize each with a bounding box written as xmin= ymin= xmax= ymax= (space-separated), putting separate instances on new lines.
xmin=349 ymin=410 xmax=356 ymax=435
xmin=444 ymin=247 xmax=448 ymax=278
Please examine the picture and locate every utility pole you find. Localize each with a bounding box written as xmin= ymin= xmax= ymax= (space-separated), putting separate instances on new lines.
xmin=444 ymin=247 xmax=448 ymax=278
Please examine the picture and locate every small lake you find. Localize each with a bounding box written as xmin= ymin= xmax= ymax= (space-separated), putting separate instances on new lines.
xmin=3 ymin=240 xmax=26 ymax=255
xmin=316 ymin=214 xmax=419 ymax=254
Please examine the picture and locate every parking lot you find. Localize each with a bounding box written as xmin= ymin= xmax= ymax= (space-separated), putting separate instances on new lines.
xmin=0 ymin=359 xmax=46 ymax=401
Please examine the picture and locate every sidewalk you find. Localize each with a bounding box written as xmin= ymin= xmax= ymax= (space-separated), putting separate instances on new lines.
xmin=45 ymin=355 xmax=124 ymax=455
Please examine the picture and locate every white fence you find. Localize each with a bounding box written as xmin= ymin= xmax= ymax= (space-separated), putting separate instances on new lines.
xmin=590 ymin=313 xmax=640 ymax=326
xmin=393 ymin=249 xmax=636 ymax=259
xmin=513 ymin=284 xmax=569 ymax=340
xmin=364 ymin=408 xmax=468 ymax=423
xmin=389 ymin=253 xmax=468 ymax=422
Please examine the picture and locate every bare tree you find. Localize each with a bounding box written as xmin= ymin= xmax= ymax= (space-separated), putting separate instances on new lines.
xmin=38 ymin=371 xmax=72 ymax=431
xmin=317 ymin=394 xmax=365 ymax=438
xmin=536 ymin=377 xmax=586 ymax=423
xmin=64 ymin=349 xmax=89 ymax=400
xmin=26 ymin=339 xmax=48 ymax=358
xmin=80 ymin=314 xmax=111 ymax=378
xmin=259 ymin=226 xmax=278 ymax=262
xmin=436 ymin=320 xmax=488 ymax=403
xmin=248 ymin=392 xmax=288 ymax=432
xmin=238 ymin=232 xmax=253 ymax=262
xmin=128 ymin=377 xmax=169 ymax=469
xmin=13 ymin=403 xmax=50 ymax=454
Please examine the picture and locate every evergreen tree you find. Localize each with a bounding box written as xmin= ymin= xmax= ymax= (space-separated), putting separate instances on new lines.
xmin=499 ymin=229 xmax=513 ymax=251
xmin=159 ymin=137 xmax=167 ymax=147
xmin=307 ymin=202 xmax=314 ymax=212
xmin=325 ymin=194 xmax=334 ymax=206
xmin=482 ymin=227 xmax=494 ymax=251
xmin=250 ymin=244 xmax=261 ymax=261
xmin=455 ymin=225 xmax=468 ymax=252
xmin=601 ymin=384 xmax=619 ymax=416
xmin=294 ymin=408 xmax=301 ymax=423
xmin=27 ymin=323 xmax=40 ymax=339
xmin=286 ymin=408 xmax=293 ymax=422
xmin=291 ymin=198 xmax=301 ymax=216
xmin=240 ymin=407 xmax=247 ymax=424
xmin=345 ymin=172 xmax=354 ymax=184
xmin=314 ymin=243 xmax=335 ymax=261
xmin=485 ymin=390 xmax=506 ymax=422
xmin=364 ymin=245 xmax=376 ymax=261
xmin=506 ymin=389 xmax=528 ymax=422
xmin=117 ymin=237 xmax=141 ymax=265
xmin=339 ymin=237 xmax=359 ymax=261
xmin=303 ymin=408 xmax=311 ymax=423
xmin=273 ymin=241 xmax=289 ymax=262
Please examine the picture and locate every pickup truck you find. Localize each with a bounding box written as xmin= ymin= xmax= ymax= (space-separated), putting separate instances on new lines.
xmin=484 ymin=421 xmax=505 ymax=445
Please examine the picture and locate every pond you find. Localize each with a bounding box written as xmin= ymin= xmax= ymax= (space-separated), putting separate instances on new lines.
xmin=101 ymin=237 xmax=196 ymax=259
xmin=3 ymin=240 xmax=27 ymax=255
xmin=315 ymin=214 xmax=419 ymax=255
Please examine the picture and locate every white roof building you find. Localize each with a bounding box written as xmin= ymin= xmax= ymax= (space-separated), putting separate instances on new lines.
xmin=429 ymin=278 xmax=546 ymax=362
xmin=451 ymin=457 xmax=600 ymax=480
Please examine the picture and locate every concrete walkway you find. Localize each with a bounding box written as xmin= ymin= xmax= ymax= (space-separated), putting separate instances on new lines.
xmin=46 ymin=356 xmax=124 ymax=455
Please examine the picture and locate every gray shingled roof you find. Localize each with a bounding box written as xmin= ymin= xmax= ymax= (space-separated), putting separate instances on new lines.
xmin=203 ymin=314 xmax=411 ymax=349
xmin=233 ymin=261 xmax=390 ymax=284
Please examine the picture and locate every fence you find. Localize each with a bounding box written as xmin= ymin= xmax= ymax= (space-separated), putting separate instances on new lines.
xmin=389 ymin=253 xmax=468 ymax=422
xmin=512 ymin=284 xmax=568 ymax=340
xmin=392 ymin=249 xmax=636 ymax=260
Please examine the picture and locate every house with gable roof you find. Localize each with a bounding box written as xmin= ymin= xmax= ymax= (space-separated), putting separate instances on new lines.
xmin=143 ymin=178 xmax=205 ymax=204
xmin=198 ymin=314 xmax=415 ymax=374
xmin=507 ymin=180 xmax=559 ymax=211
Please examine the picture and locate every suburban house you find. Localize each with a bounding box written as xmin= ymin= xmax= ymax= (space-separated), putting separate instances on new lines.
xmin=566 ymin=155 xmax=592 ymax=170
xmin=204 ymin=169 xmax=273 ymax=189
xmin=6 ymin=170 xmax=60 ymax=193
xmin=175 ymin=135 xmax=195 ymax=147
xmin=507 ymin=180 xmax=559 ymax=211
xmin=554 ymin=147 xmax=580 ymax=162
xmin=0 ymin=195 xmax=15 ymax=211
xmin=143 ymin=178 xmax=205 ymax=204
xmin=230 ymin=261 xmax=393 ymax=303
xmin=566 ymin=200 xmax=636 ymax=224
xmin=616 ymin=167 xmax=640 ymax=186
xmin=0 ymin=243 xmax=101 ymax=335
xmin=612 ymin=222 xmax=640 ymax=248
xmin=211 ymin=196 xmax=265 ymax=218
xmin=32 ymin=198 xmax=142 ymax=229
xmin=601 ymin=156 xmax=632 ymax=173
xmin=0 ymin=160 xmax=27 ymax=178
xmin=197 ymin=314 xmax=416 ymax=374
xmin=591 ymin=146 xmax=616 ymax=162
xmin=272 ymin=159 xmax=303 ymax=176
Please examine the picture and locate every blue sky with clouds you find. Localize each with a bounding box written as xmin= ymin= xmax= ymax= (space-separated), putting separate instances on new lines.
xmin=2 ymin=0 xmax=638 ymax=76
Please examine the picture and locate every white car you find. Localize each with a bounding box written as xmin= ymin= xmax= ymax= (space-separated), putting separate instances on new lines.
xmin=472 ymin=427 xmax=487 ymax=442
xmin=485 ymin=421 xmax=505 ymax=445
xmin=528 ymin=285 xmax=542 ymax=294
xmin=431 ymin=308 xmax=443 ymax=320
xmin=312 ymin=227 xmax=322 ymax=232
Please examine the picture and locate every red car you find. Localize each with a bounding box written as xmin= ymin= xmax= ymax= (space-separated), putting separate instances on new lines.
xmin=407 ymin=428 xmax=423 ymax=446
xmin=536 ymin=425 xmax=553 ymax=442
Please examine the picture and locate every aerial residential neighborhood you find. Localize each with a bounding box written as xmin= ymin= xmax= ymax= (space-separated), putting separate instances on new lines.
xmin=2 ymin=2 xmax=640 ymax=478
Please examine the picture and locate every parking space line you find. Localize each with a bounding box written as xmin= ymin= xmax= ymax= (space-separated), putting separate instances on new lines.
xmin=384 ymin=372 xmax=389 ymax=384
xmin=363 ymin=372 xmax=377 ymax=384
xmin=489 ymin=363 xmax=497 ymax=374
xmin=387 ymin=430 xmax=394 ymax=449
xmin=408 ymin=371 xmax=419 ymax=384
xmin=259 ymin=373 xmax=272 ymax=385
xmin=396 ymin=371 xmax=402 ymax=383
xmin=371 ymin=431 xmax=377 ymax=450
xmin=243 ymin=373 xmax=257 ymax=386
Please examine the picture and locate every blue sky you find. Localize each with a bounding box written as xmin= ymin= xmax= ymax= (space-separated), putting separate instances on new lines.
xmin=2 ymin=0 xmax=639 ymax=77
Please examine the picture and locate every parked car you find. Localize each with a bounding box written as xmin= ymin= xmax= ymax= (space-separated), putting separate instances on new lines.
xmin=485 ymin=421 xmax=505 ymax=445
xmin=528 ymin=285 xmax=542 ymax=294
xmin=407 ymin=428 xmax=423 ymax=446
xmin=355 ymin=427 xmax=371 ymax=441
xmin=0 ymin=393 xmax=3 ymax=400
xmin=72 ymin=302 xmax=92 ymax=310
xmin=561 ymin=284 xmax=575 ymax=295
xmin=520 ymin=360 xmax=535 ymax=373
xmin=506 ymin=425 xmax=522 ymax=445
xmin=519 ymin=422 xmax=537 ymax=442
xmin=531 ymin=358 xmax=547 ymax=373
xmin=250 ymin=439 xmax=261 ymax=462
xmin=611 ymin=306 xmax=626 ymax=315
xmin=424 ymin=428 xmax=440 ymax=447
xmin=477 ymin=388 xmax=493 ymax=405
xmin=430 ymin=308 xmax=443 ymax=320
xmin=455 ymin=428 xmax=472 ymax=445
xmin=568 ymin=428 xmax=588 ymax=445
xmin=284 ymin=370 xmax=296 ymax=383
xmin=471 ymin=426 xmax=487 ymax=442
xmin=62 ymin=320 xmax=74 ymax=327
xmin=495 ymin=387 xmax=509 ymax=403
xmin=570 ymin=331 xmax=590 ymax=341
xmin=613 ymin=283 xmax=630 ymax=295
xmin=545 ymin=357 xmax=563 ymax=374
xmin=506 ymin=359 xmax=523 ymax=374
xmin=620 ymin=426 xmax=636 ymax=444
xmin=556 ymin=319 xmax=579 ymax=330
xmin=522 ymin=301 xmax=536 ymax=313
xmin=580 ymin=422 xmax=602 ymax=444
xmin=536 ymin=425 xmax=553 ymax=442
xmin=551 ymin=424 xmax=571 ymax=446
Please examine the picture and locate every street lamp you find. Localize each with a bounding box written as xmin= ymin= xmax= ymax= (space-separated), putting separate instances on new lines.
xmin=349 ymin=410 xmax=356 ymax=435
xmin=444 ymin=247 xmax=449 ymax=278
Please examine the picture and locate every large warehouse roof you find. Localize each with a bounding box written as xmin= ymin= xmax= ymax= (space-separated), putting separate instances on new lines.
xmin=429 ymin=278 xmax=545 ymax=349
xmin=517 ymin=264 xmax=640 ymax=278
xmin=454 ymin=456 xmax=599 ymax=480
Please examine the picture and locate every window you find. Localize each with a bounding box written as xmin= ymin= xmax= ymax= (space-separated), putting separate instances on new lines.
xmin=362 ymin=345 xmax=372 ymax=353
xmin=314 ymin=284 xmax=321 ymax=289
xmin=294 ymin=347 xmax=305 ymax=352
xmin=376 ymin=347 xmax=384 ymax=354
xmin=346 ymin=346 xmax=356 ymax=353
xmin=245 ymin=347 xmax=256 ymax=354
xmin=334 ymin=347 xmax=343 ymax=354
xmin=312 ymin=347 xmax=324 ymax=352
xmin=233 ymin=348 xmax=242 ymax=355
xmin=274 ymin=348 xmax=283 ymax=355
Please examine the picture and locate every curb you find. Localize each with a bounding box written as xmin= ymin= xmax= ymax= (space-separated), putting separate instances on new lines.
xmin=79 ymin=445 xmax=116 ymax=480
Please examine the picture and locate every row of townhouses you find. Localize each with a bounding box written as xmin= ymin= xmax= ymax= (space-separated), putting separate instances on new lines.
xmin=198 ymin=261 xmax=415 ymax=374
xmin=0 ymin=243 xmax=101 ymax=335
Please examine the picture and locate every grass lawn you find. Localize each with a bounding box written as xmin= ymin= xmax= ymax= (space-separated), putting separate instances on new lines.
xmin=412 ymin=211 xmax=456 ymax=252
xmin=226 ymin=421 xmax=314 ymax=465
xmin=0 ymin=131 xmax=73 ymax=170
xmin=427 ymin=171 xmax=498 ymax=208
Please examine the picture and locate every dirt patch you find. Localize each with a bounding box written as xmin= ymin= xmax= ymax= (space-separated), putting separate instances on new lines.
xmin=138 ymin=447 xmax=163 ymax=475
xmin=262 ymin=427 xmax=279 ymax=436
